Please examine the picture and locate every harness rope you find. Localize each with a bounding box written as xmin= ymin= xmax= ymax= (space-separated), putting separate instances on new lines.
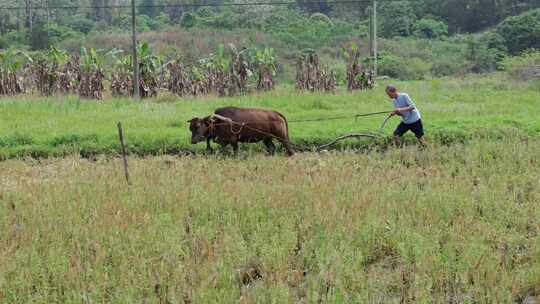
xmin=210 ymin=114 xmax=289 ymax=143
xmin=287 ymin=110 xmax=393 ymax=123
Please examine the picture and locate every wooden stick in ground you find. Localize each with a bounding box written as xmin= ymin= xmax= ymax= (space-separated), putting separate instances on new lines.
xmin=117 ymin=122 xmax=131 ymax=185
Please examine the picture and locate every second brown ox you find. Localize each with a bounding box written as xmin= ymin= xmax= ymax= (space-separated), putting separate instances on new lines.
xmin=188 ymin=106 xmax=294 ymax=156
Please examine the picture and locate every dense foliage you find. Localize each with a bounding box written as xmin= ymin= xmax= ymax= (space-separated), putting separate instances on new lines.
xmin=496 ymin=8 xmax=540 ymax=55
xmin=4 ymin=0 xmax=538 ymax=35
xmin=1 ymin=1 xmax=539 ymax=80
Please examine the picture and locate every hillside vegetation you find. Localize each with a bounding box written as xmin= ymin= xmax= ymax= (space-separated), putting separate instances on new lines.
xmin=2 ymin=1 xmax=540 ymax=81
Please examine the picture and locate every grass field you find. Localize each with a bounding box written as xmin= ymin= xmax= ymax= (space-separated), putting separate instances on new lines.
xmin=0 ymin=138 xmax=539 ymax=303
xmin=1 ymin=75 xmax=540 ymax=302
xmin=0 ymin=75 xmax=539 ymax=158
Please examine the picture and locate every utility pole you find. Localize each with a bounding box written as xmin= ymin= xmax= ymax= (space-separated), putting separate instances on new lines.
xmin=372 ymin=0 xmax=378 ymax=78
xmin=17 ymin=8 xmax=21 ymax=31
xmin=25 ymin=0 xmax=32 ymax=34
xmin=131 ymin=0 xmax=140 ymax=99
xmin=46 ymin=0 xmax=50 ymax=43
xmin=368 ymin=5 xmax=373 ymax=69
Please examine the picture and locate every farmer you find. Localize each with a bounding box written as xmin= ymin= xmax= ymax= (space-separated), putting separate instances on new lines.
xmin=385 ymin=85 xmax=426 ymax=147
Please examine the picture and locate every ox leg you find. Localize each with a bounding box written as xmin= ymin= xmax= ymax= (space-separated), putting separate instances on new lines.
xmin=263 ymin=138 xmax=276 ymax=155
xmin=279 ymin=140 xmax=295 ymax=157
xmin=232 ymin=141 xmax=239 ymax=156
xmin=219 ymin=143 xmax=229 ymax=155
xmin=205 ymin=138 xmax=214 ymax=154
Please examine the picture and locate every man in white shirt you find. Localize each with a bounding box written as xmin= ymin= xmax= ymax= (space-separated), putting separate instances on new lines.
xmin=386 ymin=85 xmax=426 ymax=147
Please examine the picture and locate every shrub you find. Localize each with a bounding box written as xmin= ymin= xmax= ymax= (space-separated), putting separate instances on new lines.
xmin=29 ymin=22 xmax=51 ymax=50
xmin=196 ymin=7 xmax=215 ymax=18
xmin=429 ymin=38 xmax=471 ymax=75
xmin=1 ymin=31 xmax=27 ymax=48
xmin=30 ymin=22 xmax=82 ymax=50
xmin=140 ymin=0 xmax=157 ymax=18
xmin=264 ymin=10 xmax=357 ymax=50
xmin=378 ymin=52 xmax=431 ymax=80
xmin=154 ymin=12 xmax=172 ymax=29
xmin=135 ymin=15 xmax=153 ymax=32
xmin=412 ymin=18 xmax=448 ymax=39
xmin=309 ymin=13 xmax=333 ymax=25
xmin=496 ymin=9 xmax=540 ymax=55
xmin=465 ymin=36 xmax=506 ymax=73
xmin=48 ymin=25 xmax=82 ymax=44
xmin=481 ymin=31 xmax=507 ymax=52
xmin=379 ymin=1 xmax=417 ymax=37
xmin=431 ymin=58 xmax=470 ymax=77
xmin=65 ymin=16 xmax=95 ymax=34
xmin=201 ymin=10 xmax=236 ymax=30
xmin=500 ymin=50 xmax=540 ymax=80
xmin=180 ymin=12 xmax=198 ymax=28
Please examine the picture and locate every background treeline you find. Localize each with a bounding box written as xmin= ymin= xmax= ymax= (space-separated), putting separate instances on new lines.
xmin=0 ymin=0 xmax=539 ymax=81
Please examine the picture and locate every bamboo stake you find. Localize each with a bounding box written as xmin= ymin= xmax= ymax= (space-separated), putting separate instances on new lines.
xmin=117 ymin=122 xmax=131 ymax=185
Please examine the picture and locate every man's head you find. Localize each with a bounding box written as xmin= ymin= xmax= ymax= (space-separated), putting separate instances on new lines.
xmin=385 ymin=85 xmax=398 ymax=99
xmin=187 ymin=116 xmax=212 ymax=144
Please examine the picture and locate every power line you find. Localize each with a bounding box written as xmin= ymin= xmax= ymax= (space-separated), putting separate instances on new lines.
xmin=0 ymin=0 xmax=403 ymax=10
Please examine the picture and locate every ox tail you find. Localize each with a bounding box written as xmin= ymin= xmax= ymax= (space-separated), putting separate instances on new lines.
xmin=276 ymin=112 xmax=294 ymax=156
xmin=276 ymin=112 xmax=289 ymax=141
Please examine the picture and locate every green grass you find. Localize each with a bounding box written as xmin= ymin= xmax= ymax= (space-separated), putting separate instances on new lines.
xmin=0 ymin=76 xmax=539 ymax=158
xmin=0 ymin=139 xmax=539 ymax=302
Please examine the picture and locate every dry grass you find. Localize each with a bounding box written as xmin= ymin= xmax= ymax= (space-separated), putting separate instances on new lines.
xmin=0 ymin=139 xmax=539 ymax=303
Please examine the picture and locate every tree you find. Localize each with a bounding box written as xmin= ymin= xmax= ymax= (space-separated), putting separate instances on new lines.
xmin=465 ymin=32 xmax=507 ymax=73
xmin=296 ymin=0 xmax=332 ymax=15
xmin=65 ymin=16 xmax=95 ymax=33
xmin=379 ymin=1 xmax=417 ymax=37
xmin=496 ymin=8 xmax=540 ymax=54
xmin=180 ymin=12 xmax=197 ymax=28
xmin=87 ymin=0 xmax=113 ymax=23
xmin=25 ymin=0 xmax=33 ymax=32
xmin=412 ymin=18 xmax=448 ymax=39
xmin=140 ymin=0 xmax=157 ymax=18
xmin=30 ymin=21 xmax=50 ymax=50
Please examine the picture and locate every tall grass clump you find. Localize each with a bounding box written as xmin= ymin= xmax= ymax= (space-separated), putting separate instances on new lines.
xmin=501 ymin=50 xmax=540 ymax=80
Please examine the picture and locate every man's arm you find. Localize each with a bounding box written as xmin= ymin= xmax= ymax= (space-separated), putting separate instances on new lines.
xmin=391 ymin=107 xmax=412 ymax=116
xmin=394 ymin=106 xmax=415 ymax=114
xmin=394 ymin=95 xmax=416 ymax=114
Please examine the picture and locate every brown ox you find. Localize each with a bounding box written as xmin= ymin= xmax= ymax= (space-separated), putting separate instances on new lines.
xmin=188 ymin=107 xmax=294 ymax=156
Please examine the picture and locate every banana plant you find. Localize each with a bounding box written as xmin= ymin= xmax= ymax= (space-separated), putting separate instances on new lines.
xmin=295 ymin=51 xmax=336 ymax=92
xmin=343 ymin=42 xmax=369 ymax=91
xmin=208 ymin=44 xmax=232 ymax=96
xmin=137 ymin=42 xmax=163 ymax=98
xmin=254 ymin=47 xmax=277 ymax=91
xmin=165 ymin=56 xmax=191 ymax=96
xmin=33 ymin=46 xmax=70 ymax=96
xmin=211 ymin=44 xmax=231 ymax=74
xmin=229 ymin=43 xmax=253 ymax=95
xmin=0 ymin=49 xmax=31 ymax=95
xmin=109 ymin=42 xmax=164 ymax=98
xmin=49 ymin=46 xmax=69 ymax=66
xmin=110 ymin=51 xmax=133 ymax=97
xmin=78 ymin=47 xmax=106 ymax=99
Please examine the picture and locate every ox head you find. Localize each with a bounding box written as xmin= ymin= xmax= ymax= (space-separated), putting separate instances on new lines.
xmin=187 ymin=116 xmax=213 ymax=144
